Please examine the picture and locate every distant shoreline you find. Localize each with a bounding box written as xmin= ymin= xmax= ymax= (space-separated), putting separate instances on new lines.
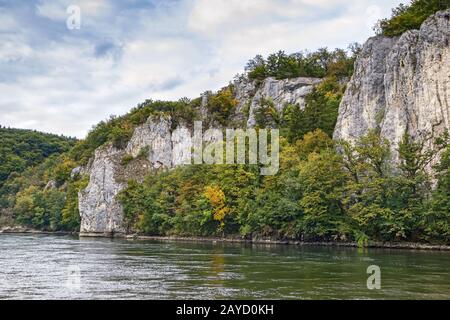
xmin=1 ymin=226 xmax=449 ymax=251
xmin=0 ymin=226 xmax=75 ymax=236
xmin=124 ymin=235 xmax=450 ymax=251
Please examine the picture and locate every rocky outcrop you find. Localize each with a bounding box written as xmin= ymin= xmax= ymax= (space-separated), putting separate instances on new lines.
xmin=79 ymin=115 xmax=194 ymax=236
xmin=79 ymin=145 xmax=126 ymax=236
xmin=238 ymin=77 xmax=322 ymax=127
xmin=334 ymin=10 xmax=450 ymax=164
xmin=125 ymin=115 xmax=173 ymax=169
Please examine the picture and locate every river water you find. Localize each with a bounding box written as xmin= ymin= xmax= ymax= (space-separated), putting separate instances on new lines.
xmin=0 ymin=234 xmax=449 ymax=300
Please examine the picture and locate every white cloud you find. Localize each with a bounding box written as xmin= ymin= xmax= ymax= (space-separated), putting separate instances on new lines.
xmin=0 ymin=0 xmax=404 ymax=138
xmin=0 ymin=37 xmax=33 ymax=62
xmin=188 ymin=0 xmax=276 ymax=33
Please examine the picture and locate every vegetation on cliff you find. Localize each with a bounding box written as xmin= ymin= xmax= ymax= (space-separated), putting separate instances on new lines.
xmin=375 ymin=0 xmax=449 ymax=36
xmin=245 ymin=46 xmax=359 ymax=82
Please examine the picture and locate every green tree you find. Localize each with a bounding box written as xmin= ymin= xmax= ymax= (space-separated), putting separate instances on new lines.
xmin=297 ymin=150 xmax=349 ymax=240
xmin=425 ymin=135 xmax=450 ymax=242
xmin=375 ymin=0 xmax=449 ymax=36
xmin=283 ymin=77 xmax=345 ymax=142
xmin=206 ymin=86 xmax=239 ymax=126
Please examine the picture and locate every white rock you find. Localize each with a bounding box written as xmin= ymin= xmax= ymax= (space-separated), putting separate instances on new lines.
xmin=79 ymin=145 xmax=126 ymax=236
xmin=244 ymin=77 xmax=322 ymax=127
xmin=334 ymin=10 xmax=450 ymax=167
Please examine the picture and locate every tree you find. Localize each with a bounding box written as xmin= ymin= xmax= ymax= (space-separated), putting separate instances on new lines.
xmin=246 ymin=55 xmax=267 ymax=81
xmin=341 ymin=131 xmax=399 ymax=241
xmin=425 ymin=134 xmax=450 ymax=242
xmin=204 ymin=185 xmax=230 ymax=233
xmin=375 ymin=0 xmax=449 ymax=36
xmin=206 ymin=86 xmax=238 ymax=126
xmin=53 ymin=156 xmax=78 ymax=186
xmin=297 ymin=150 xmax=349 ymax=240
xmin=340 ymin=131 xmax=442 ymax=242
xmin=61 ymin=177 xmax=89 ymax=231
xmin=283 ymin=77 xmax=345 ymax=142
xmin=245 ymin=48 xmax=357 ymax=82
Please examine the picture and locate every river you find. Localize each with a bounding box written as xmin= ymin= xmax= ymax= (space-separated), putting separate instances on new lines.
xmin=0 ymin=234 xmax=449 ymax=300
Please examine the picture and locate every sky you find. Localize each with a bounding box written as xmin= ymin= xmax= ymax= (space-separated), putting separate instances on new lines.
xmin=0 ymin=0 xmax=404 ymax=138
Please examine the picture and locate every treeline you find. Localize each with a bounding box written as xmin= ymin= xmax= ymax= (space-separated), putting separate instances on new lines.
xmin=244 ymin=46 xmax=360 ymax=82
xmin=119 ymin=129 xmax=449 ymax=244
xmin=375 ymin=0 xmax=449 ymax=36
xmin=244 ymin=47 xmax=353 ymax=143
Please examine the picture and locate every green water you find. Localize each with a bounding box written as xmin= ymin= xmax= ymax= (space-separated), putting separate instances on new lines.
xmin=0 ymin=234 xmax=449 ymax=299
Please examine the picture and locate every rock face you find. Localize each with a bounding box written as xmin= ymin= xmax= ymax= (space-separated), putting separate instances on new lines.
xmin=79 ymin=145 xmax=126 ymax=236
xmin=241 ymin=77 xmax=322 ymax=127
xmin=79 ymin=115 xmax=193 ymax=236
xmin=334 ymin=10 xmax=450 ymax=163
xmin=125 ymin=115 xmax=173 ymax=169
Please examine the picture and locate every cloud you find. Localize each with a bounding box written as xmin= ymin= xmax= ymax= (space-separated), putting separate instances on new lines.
xmin=35 ymin=0 xmax=111 ymax=21
xmin=0 ymin=0 xmax=403 ymax=138
xmin=0 ymin=36 xmax=32 ymax=63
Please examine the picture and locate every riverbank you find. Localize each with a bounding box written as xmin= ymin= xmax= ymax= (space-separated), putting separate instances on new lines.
xmin=124 ymin=235 xmax=450 ymax=251
xmin=0 ymin=226 xmax=75 ymax=236
xmin=2 ymin=227 xmax=449 ymax=251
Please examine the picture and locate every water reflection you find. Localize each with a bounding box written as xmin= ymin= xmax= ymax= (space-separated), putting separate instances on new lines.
xmin=0 ymin=234 xmax=449 ymax=300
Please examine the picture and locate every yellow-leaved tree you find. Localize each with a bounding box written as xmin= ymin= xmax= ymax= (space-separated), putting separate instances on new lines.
xmin=204 ymin=185 xmax=230 ymax=232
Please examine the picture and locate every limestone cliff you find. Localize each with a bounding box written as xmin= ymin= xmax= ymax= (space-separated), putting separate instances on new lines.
xmin=79 ymin=145 xmax=126 ymax=236
xmin=334 ymin=9 xmax=450 ymax=164
xmin=234 ymin=77 xmax=321 ymax=127
xmin=78 ymin=76 xmax=319 ymax=236
xmin=79 ymin=10 xmax=449 ymax=236
xmin=79 ymin=114 xmax=195 ymax=236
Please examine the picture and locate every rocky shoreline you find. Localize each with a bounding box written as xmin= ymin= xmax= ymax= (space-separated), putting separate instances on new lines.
xmin=2 ymin=227 xmax=449 ymax=251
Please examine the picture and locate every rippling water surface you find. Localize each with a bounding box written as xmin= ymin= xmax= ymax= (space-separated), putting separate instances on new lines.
xmin=0 ymin=234 xmax=449 ymax=300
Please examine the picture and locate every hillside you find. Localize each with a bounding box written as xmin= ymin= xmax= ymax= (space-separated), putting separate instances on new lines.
xmin=0 ymin=127 xmax=76 ymax=186
xmin=0 ymin=127 xmax=76 ymax=227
